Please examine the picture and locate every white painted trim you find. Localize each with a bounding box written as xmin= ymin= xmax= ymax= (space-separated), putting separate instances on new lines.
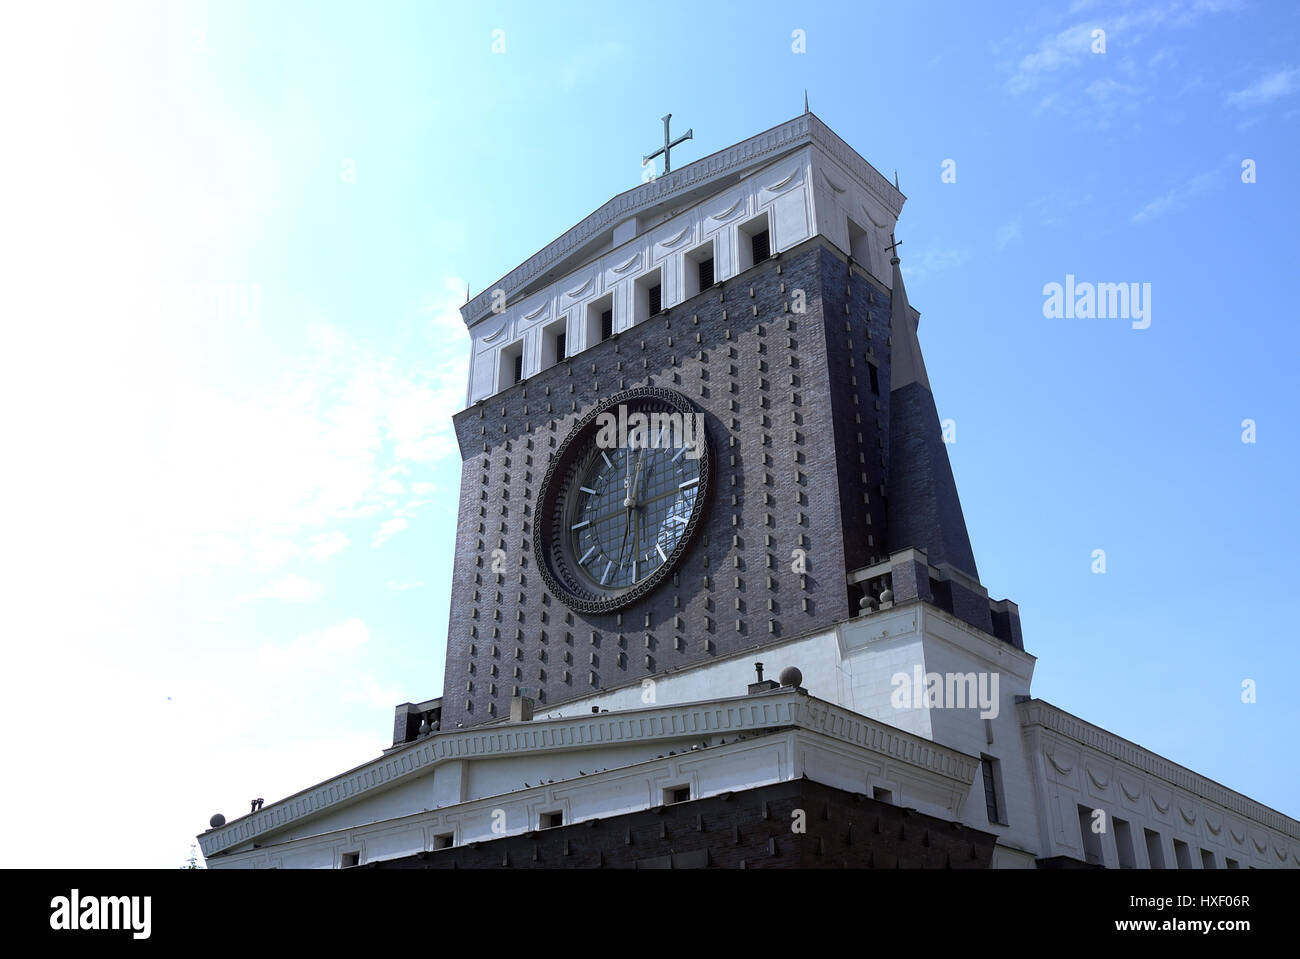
xmin=199 ymin=690 xmax=977 ymax=858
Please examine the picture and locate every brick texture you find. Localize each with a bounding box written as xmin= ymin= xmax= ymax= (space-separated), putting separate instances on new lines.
xmin=357 ymin=778 xmax=998 ymax=869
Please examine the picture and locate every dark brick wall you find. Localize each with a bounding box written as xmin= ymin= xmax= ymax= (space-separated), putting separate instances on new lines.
xmin=439 ymin=240 xmax=886 ymax=729
xmin=358 ymin=778 xmax=997 ymax=869
xmin=815 ymin=248 xmax=896 ymax=574
xmin=948 ymin=580 xmax=994 ymax=635
xmin=886 ymin=382 xmax=980 ymax=580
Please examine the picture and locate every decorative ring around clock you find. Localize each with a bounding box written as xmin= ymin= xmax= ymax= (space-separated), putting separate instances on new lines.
xmin=533 ymin=386 xmax=712 ymax=615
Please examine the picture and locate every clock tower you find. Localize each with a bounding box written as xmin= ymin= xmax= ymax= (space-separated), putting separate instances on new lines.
xmin=438 ymin=111 xmax=1018 ymax=730
xmin=199 ymin=112 xmax=1300 ymax=872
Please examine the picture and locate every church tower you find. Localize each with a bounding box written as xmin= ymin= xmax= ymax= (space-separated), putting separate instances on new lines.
xmin=438 ymin=112 xmax=1020 ymax=731
xmin=199 ymin=114 xmax=1300 ymax=871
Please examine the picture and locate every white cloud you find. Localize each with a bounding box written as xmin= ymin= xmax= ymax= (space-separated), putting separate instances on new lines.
xmin=240 ymin=574 xmax=322 ymax=603
xmin=994 ymin=221 xmax=1023 ymax=252
xmin=257 ymin=618 xmax=369 ymax=672
xmin=1006 ymin=3 xmax=1239 ymax=96
xmin=158 ymin=279 xmax=468 ymax=579
xmin=372 ymin=516 xmax=409 ymax=548
xmin=558 ymin=41 xmax=625 ymax=92
xmin=306 ymin=530 xmax=350 ymax=561
xmin=1131 ymin=169 xmax=1217 ymax=223
xmin=1226 ymin=66 xmax=1300 ymax=108
xmin=251 ymin=536 xmax=302 ymax=572
xmin=901 ymin=248 xmax=969 ymax=279
xmin=1086 ymin=77 xmax=1141 ymax=102
xmin=1008 ymin=23 xmax=1097 ymax=94
xmin=386 ymin=580 xmax=425 ymax=591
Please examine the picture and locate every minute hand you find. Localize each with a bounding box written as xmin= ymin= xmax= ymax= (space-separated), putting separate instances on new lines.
xmin=629 ymin=447 xmax=646 ymax=502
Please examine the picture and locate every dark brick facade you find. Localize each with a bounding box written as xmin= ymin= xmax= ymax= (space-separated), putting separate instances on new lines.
xmin=356 ymin=778 xmax=997 ymax=869
xmin=440 ymin=238 xmax=903 ymax=729
xmin=888 ymin=381 xmax=980 ymax=579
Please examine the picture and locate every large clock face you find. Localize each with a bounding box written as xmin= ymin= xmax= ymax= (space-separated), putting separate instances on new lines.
xmin=536 ymin=388 xmax=710 ymax=613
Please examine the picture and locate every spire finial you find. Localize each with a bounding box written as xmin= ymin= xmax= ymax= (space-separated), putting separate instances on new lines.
xmin=803 ymin=90 xmax=809 ymax=115
xmin=894 ymin=169 xmax=900 ymax=191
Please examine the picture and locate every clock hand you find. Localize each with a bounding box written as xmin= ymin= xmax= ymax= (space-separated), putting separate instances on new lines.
xmin=623 ymin=441 xmax=633 ymax=506
xmin=632 ymin=501 xmax=641 ymax=580
xmin=629 ymin=446 xmax=645 ymax=503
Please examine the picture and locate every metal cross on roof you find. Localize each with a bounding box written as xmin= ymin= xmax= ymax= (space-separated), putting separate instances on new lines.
xmin=643 ymin=114 xmax=693 ymax=176
xmin=885 ymin=233 xmax=904 ymax=259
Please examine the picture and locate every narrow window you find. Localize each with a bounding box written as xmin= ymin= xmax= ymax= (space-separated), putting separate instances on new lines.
xmin=1173 ymin=838 xmax=1192 ymax=869
xmin=1113 ymin=817 xmax=1136 ymax=868
xmin=664 ymin=785 xmax=690 ymax=805
xmin=738 ymin=213 xmax=771 ymax=272
xmin=847 ymin=216 xmax=872 ymax=265
xmin=698 ymin=257 xmax=714 ymax=290
xmin=1144 ymin=829 xmax=1166 ymax=868
xmin=1225 ymin=857 xmax=1239 ymax=869
xmin=868 ymin=362 xmax=880 ymax=396
xmin=1076 ymin=805 xmax=1104 ymax=865
xmin=981 ymin=756 xmax=1004 ymax=825
xmin=635 ymin=268 xmax=663 ymax=324
xmin=1200 ymin=849 xmax=1216 ymax=869
xmin=540 ymin=811 xmax=564 ymax=829
xmin=542 ymin=318 xmax=567 ymax=370
xmin=601 ymin=309 xmax=613 ymax=340
xmin=498 ymin=341 xmax=523 ymax=392
xmin=685 ymin=240 xmax=716 ymax=297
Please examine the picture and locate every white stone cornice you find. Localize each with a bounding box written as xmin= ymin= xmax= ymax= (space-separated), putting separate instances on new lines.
xmin=460 ymin=113 xmax=903 ymax=328
xmin=796 ymin=697 xmax=979 ymax=784
xmin=1018 ymin=699 xmax=1300 ymax=841
xmin=199 ymin=690 xmax=974 ymax=858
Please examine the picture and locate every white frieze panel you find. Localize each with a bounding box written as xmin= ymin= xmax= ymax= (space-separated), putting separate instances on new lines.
xmin=1083 ymin=760 xmax=1113 ymax=800
xmin=770 ymin=188 xmax=812 ymax=251
xmin=364 ymin=823 xmax=426 ymax=863
xmin=702 ymin=191 xmax=749 ymax=237
xmin=470 ymin=352 xmax=496 ymax=403
xmin=560 ymin=272 xmax=599 ymax=308
xmin=517 ymin=295 xmax=551 ymax=331
xmin=475 ymin=316 xmax=509 ymax=353
xmin=1148 ymin=787 xmax=1173 ymax=825
xmin=1042 ymin=744 xmax=1079 ymax=786
xmin=1117 ymin=775 xmax=1143 ymax=808
xmin=757 ymin=157 xmax=805 ymax=202
xmin=653 ymin=223 xmax=695 ymax=263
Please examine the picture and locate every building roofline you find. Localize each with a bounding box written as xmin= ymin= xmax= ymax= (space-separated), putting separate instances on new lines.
xmin=460 ymin=111 xmax=905 ymax=328
xmin=1019 ymin=697 xmax=1300 ymax=841
xmin=199 ymin=688 xmax=976 ymax=858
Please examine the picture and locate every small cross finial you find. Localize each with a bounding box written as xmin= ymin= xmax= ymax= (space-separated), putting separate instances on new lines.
xmin=643 ymin=113 xmax=693 ymax=176
xmin=885 ymin=233 xmax=903 ymax=261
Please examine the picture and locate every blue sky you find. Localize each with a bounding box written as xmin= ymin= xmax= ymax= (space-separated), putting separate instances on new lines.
xmin=2 ymin=0 xmax=1296 ymax=867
